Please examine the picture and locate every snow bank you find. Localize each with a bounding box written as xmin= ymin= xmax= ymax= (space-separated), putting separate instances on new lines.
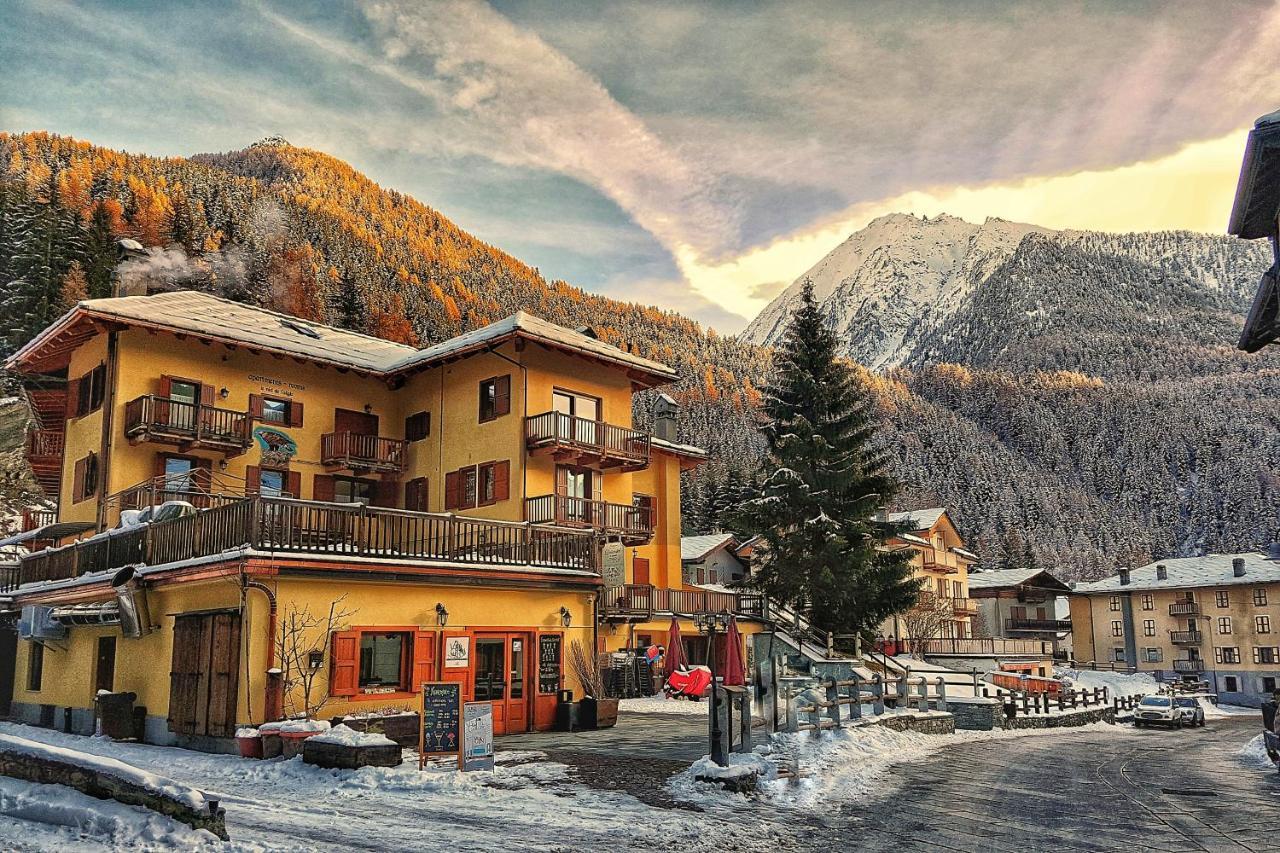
xmin=1239 ymin=734 xmax=1275 ymax=770
xmin=618 ymin=695 xmax=708 ymax=716
xmin=1199 ymin=698 xmax=1258 ymax=719
xmin=1056 ymin=667 xmax=1158 ymax=697
xmin=259 ymin=719 xmax=330 ymax=734
xmin=310 ymin=724 xmax=397 ymax=748
xmin=687 ymin=752 xmax=774 ymax=782
xmin=0 ymin=777 xmax=222 ymax=850
xmin=0 ymin=734 xmax=208 ymax=811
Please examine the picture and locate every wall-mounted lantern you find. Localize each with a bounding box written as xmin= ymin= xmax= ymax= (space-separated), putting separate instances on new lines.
xmin=435 ymin=602 xmax=449 ymax=627
xmin=308 ymin=650 xmax=324 ymax=671
xmin=559 ymin=606 xmax=572 ymax=628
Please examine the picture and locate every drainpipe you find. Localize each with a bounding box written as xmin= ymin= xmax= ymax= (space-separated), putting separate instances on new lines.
xmin=243 ymin=576 xmax=281 ymax=722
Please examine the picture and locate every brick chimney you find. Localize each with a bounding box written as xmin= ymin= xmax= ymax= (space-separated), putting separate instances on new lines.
xmin=1233 ymin=557 xmax=1246 ymax=577
xmin=652 ymin=393 xmax=679 ymax=442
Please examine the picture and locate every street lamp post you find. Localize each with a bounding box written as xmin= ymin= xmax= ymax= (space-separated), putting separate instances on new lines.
xmin=695 ymin=611 xmax=730 ymax=766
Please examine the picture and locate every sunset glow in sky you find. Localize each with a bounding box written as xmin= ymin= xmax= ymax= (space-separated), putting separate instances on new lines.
xmin=3 ymin=0 xmax=1278 ymax=331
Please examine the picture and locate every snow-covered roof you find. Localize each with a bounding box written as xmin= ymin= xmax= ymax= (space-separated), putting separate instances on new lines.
xmin=966 ymin=567 xmax=1067 ymax=591
xmin=651 ymin=436 xmax=707 ymax=458
xmin=681 ymin=534 xmax=738 ymax=562
xmin=7 ymin=292 xmax=679 ymax=387
xmin=899 ymin=533 xmax=932 ymax=548
xmin=1073 ymin=553 xmax=1280 ymax=594
xmin=886 ymin=507 xmax=948 ymax=531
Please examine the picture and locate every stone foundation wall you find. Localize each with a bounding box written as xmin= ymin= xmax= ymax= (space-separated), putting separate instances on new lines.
xmin=949 ymin=698 xmax=1115 ymax=731
xmin=864 ymin=712 xmax=956 ymax=736
xmin=1003 ymin=706 xmax=1114 ymax=729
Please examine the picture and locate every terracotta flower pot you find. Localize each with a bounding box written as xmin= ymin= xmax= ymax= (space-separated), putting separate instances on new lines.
xmin=236 ymin=734 xmax=264 ymax=759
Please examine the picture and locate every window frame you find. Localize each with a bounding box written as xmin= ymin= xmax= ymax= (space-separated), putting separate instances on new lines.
xmin=1254 ymin=588 xmax=1269 ymax=607
xmin=260 ymin=396 xmax=290 ymax=425
xmin=1256 ymin=615 xmax=1272 ymax=635
xmin=1109 ymin=595 xmax=1121 ymax=612
xmin=1111 ymin=620 xmax=1123 ymax=637
xmin=478 ymin=375 xmax=511 ymax=423
xmin=1216 ymin=590 xmax=1229 ymax=608
xmin=333 ymin=475 xmax=376 ymax=505
xmin=1216 ymin=646 xmax=1241 ymax=664
xmin=405 ymin=411 xmax=430 ymax=442
xmin=1143 ymin=647 xmax=1162 ymax=663
xmin=258 ymin=468 xmax=286 ymax=497
xmin=1113 ymin=648 xmax=1126 ymax=662
xmin=1218 ymin=616 xmax=1232 ymax=635
xmin=1140 ymin=593 xmax=1153 ymax=611
xmin=1142 ymin=619 xmax=1155 ymax=637
xmin=357 ymin=631 xmax=412 ymax=691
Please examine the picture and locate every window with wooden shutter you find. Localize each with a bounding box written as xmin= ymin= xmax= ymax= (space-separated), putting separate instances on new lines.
xmin=288 ymin=400 xmax=304 ymax=428
xmin=66 ymin=376 xmax=81 ymax=419
xmin=405 ymin=411 xmax=430 ymax=441
xmin=248 ymin=394 xmax=264 ymax=419
xmin=444 ymin=471 xmax=460 ymax=510
xmin=72 ymin=456 xmax=87 ymax=503
xmin=313 ymin=474 xmax=335 ymax=502
xmin=372 ymin=475 xmax=397 ymax=508
xmin=494 ymin=374 xmax=511 ymax=416
xmin=412 ymin=631 xmax=436 ymax=692
xmin=478 ymin=375 xmax=512 ymax=422
xmin=633 ymin=557 xmax=650 ymax=585
xmin=329 ymin=631 xmax=359 ymax=697
xmin=245 ymin=466 xmax=261 ymax=494
xmin=286 ymin=470 xmax=301 ymax=498
xmin=493 ymin=460 xmax=510 ymax=502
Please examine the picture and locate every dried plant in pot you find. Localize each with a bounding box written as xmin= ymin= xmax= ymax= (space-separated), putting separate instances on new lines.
xmin=569 ymin=640 xmax=618 ymax=729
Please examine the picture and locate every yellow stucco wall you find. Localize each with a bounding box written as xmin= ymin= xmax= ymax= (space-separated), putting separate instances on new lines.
xmin=631 ymin=451 xmax=683 ymax=589
xmin=59 ymin=333 xmax=110 ymax=524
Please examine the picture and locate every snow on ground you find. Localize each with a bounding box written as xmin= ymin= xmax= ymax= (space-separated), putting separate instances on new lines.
xmin=618 ymin=694 xmax=710 ymax=716
xmin=1055 ymin=667 xmax=1159 ymax=697
xmin=1198 ymin=698 xmax=1258 ymax=719
xmin=1239 ymin=734 xmax=1276 ymax=771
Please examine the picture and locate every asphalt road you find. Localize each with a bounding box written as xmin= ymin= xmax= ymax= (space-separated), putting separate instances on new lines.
xmin=840 ymin=717 xmax=1279 ymax=853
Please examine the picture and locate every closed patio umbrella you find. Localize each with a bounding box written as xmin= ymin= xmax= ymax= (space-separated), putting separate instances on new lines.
xmin=721 ymin=616 xmax=746 ymax=686
xmin=665 ymin=616 xmax=687 ymax=676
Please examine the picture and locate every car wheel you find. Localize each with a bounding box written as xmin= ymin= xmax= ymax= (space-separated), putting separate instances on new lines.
xmin=1198 ymin=717 xmax=1205 ymax=728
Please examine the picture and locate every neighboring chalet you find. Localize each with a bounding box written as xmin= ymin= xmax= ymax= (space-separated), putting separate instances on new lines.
xmin=680 ymin=533 xmax=750 ymax=587
xmin=966 ymin=567 xmax=1072 ymax=653
xmin=0 ymin=290 xmax=764 ymax=747
xmin=881 ymin=508 xmax=977 ymax=641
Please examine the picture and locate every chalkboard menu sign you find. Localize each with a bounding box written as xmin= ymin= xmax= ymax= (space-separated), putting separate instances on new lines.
xmin=419 ymin=682 xmax=462 ymax=768
xmin=538 ymin=634 xmax=562 ymax=694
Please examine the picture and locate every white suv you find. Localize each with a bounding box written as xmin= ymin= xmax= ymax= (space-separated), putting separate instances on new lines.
xmin=1134 ymin=695 xmax=1188 ymax=728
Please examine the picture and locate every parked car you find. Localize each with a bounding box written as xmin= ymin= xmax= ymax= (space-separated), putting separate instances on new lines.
xmin=1172 ymin=696 xmax=1206 ymax=727
xmin=1134 ymin=695 xmax=1196 ymax=728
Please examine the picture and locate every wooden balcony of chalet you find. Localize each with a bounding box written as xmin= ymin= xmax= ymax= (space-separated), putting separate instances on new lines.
xmin=21 ymin=508 xmax=57 ymax=532
xmin=124 ymin=395 xmax=252 ymax=454
xmin=8 ymin=496 xmax=597 ymax=593
xmin=920 ymin=555 xmax=959 ymax=575
xmin=525 ymin=494 xmax=653 ymax=545
xmin=950 ymin=596 xmax=978 ymax=616
xmin=525 ymin=412 xmax=651 ymax=471
xmin=1172 ymin=658 xmax=1204 ymax=673
xmin=25 ymin=428 xmax=64 ymax=496
xmin=599 ymin=583 xmax=765 ymax=621
xmin=321 ymin=432 xmax=408 ymax=474
xmin=1005 ymin=617 xmax=1072 ymax=633
xmin=1169 ymin=629 xmax=1203 ymax=646
xmin=1169 ymin=601 xmax=1200 ymax=616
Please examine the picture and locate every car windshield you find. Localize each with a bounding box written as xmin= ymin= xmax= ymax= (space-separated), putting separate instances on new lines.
xmin=1139 ymin=696 xmax=1171 ymax=707
xmin=1174 ymin=698 xmax=1197 ymax=708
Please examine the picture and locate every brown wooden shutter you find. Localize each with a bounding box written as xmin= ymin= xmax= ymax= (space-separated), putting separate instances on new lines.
xmin=405 ymin=411 xmax=429 ymax=441
xmin=313 ymin=474 xmax=335 ymax=502
xmin=555 ymin=466 xmax=567 ymax=495
xmin=206 ymin=612 xmax=241 ymax=738
xmin=412 ymin=631 xmax=437 ymax=692
xmin=289 ymin=401 xmax=304 ymax=428
xmin=372 ymin=475 xmax=397 ymax=508
xmin=245 ymin=466 xmax=261 ymax=494
xmin=494 ymin=374 xmax=511 ymax=416
xmin=493 ymin=460 xmax=510 ymax=502
xmin=329 ymin=631 xmax=359 ymax=697
xmin=286 ymin=470 xmax=301 ymax=498
xmin=633 ymin=557 xmax=650 ymax=585
xmin=167 ymin=614 xmax=206 ymax=734
xmin=77 ymin=375 xmax=92 ymax=416
xmin=72 ymin=456 xmax=87 ymax=503
xmin=153 ymin=453 xmax=169 ymax=480
xmin=248 ymin=394 xmax=264 ymax=419
xmin=444 ymin=470 xmax=460 ymax=510
xmin=405 ymin=477 xmax=428 ymax=512
xmin=200 ymin=383 xmax=215 ymax=407
xmin=66 ymin=378 xmax=81 ymax=419
xmin=158 ymin=375 xmax=173 ymax=399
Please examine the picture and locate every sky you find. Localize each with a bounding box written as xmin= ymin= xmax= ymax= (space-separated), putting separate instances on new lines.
xmin=2 ymin=0 xmax=1279 ymax=332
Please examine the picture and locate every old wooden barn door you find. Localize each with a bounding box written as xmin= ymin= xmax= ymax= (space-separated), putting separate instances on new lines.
xmin=168 ymin=612 xmax=241 ymax=738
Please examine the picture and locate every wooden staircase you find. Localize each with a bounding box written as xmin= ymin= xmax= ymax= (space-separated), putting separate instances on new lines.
xmin=22 ymin=386 xmax=67 ymax=502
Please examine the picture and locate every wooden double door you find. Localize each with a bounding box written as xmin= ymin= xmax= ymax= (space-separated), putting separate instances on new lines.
xmin=168 ymin=612 xmax=241 ymax=738
xmin=472 ymin=632 xmax=531 ymax=735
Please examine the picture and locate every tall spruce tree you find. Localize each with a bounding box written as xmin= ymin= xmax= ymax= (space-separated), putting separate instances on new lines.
xmin=734 ymin=279 xmax=917 ymax=635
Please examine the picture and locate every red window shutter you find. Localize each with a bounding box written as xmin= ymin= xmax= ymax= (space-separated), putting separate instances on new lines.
xmin=286 ymin=470 xmax=301 ymax=498
xmin=72 ymin=457 xmax=87 ymax=503
xmin=444 ymin=470 xmax=460 ymax=511
xmin=158 ymin=375 xmax=173 ymax=399
xmin=313 ymin=474 xmax=335 ymax=502
xmin=200 ymin=383 xmax=215 ymax=407
xmin=248 ymin=394 xmax=264 ymax=419
xmin=372 ymin=476 xmax=397 ymax=508
xmin=245 ymin=466 xmax=261 ymax=494
xmin=289 ymin=401 xmax=304 ymax=428
xmin=153 ymin=453 xmax=169 ymax=479
xmin=493 ymin=460 xmax=510 ymax=502
xmin=633 ymin=557 xmax=650 ymax=585
xmin=412 ymin=631 xmax=436 ymax=692
xmin=494 ymin=374 xmax=511 ymax=416
xmin=330 ymin=631 xmax=359 ymax=697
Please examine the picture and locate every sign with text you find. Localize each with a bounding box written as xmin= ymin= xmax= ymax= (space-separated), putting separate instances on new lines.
xmin=601 ymin=541 xmax=626 ymax=587
xmin=418 ymin=682 xmax=462 ymax=770
xmin=462 ymin=701 xmax=495 ymax=772
xmin=444 ymin=635 xmax=470 ymax=669
xmin=538 ymin=633 xmax=562 ymax=694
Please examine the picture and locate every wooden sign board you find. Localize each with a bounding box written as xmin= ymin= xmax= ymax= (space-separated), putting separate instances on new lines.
xmin=538 ymin=633 xmax=562 ymax=694
xmin=462 ymin=701 xmax=495 ymax=772
xmin=418 ymin=681 xmax=462 ymax=770
xmin=601 ymin=541 xmax=625 ymax=587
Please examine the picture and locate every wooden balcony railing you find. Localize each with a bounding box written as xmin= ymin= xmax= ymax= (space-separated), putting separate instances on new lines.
xmin=123 ymin=395 xmax=251 ymax=451
xmin=525 ymin=494 xmax=654 ymax=544
xmin=919 ymin=556 xmax=958 ymax=575
xmin=1169 ymin=630 xmax=1203 ymax=645
xmin=21 ymin=509 xmax=57 ymax=532
xmin=25 ymin=429 xmax=63 ymax=458
xmin=600 ymin=584 xmax=765 ymax=620
xmin=920 ymin=637 xmax=1054 ymax=657
xmin=1172 ymin=659 xmax=1203 ymax=673
xmin=1005 ymin=618 xmax=1072 ymax=633
xmin=525 ymin=412 xmax=651 ymax=470
xmin=1169 ymin=601 xmax=1199 ymax=616
xmin=8 ymin=497 xmax=597 ymax=593
xmin=321 ymin=432 xmax=407 ymax=473
xmin=951 ymin=596 xmax=978 ymax=615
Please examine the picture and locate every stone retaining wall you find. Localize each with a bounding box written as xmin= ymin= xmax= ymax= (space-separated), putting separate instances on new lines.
xmin=949 ymin=698 xmax=1115 ymax=731
xmin=863 ymin=712 xmax=956 ymax=736
xmin=0 ymin=744 xmax=227 ymax=839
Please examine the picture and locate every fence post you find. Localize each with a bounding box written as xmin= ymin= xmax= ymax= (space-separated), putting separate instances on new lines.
xmin=784 ymin=685 xmax=798 ymax=733
xmin=897 ymin=672 xmax=910 ymax=706
xmin=971 ymin=668 xmax=981 ymax=696
xmin=935 ymin=676 xmax=947 ymax=712
xmin=872 ymin=673 xmax=885 ymax=716
xmin=1020 ymin=692 xmax=1030 ymax=715
xmin=850 ymin=673 xmax=862 ymax=720
xmin=825 ymin=679 xmax=842 ymax=730
xmin=915 ymin=677 xmax=928 ymax=713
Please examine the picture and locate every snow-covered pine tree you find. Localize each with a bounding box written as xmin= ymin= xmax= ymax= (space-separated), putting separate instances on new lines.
xmin=733 ymin=279 xmax=918 ymax=635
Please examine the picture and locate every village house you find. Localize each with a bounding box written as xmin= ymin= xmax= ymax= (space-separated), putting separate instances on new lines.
xmin=880 ymin=508 xmax=977 ymax=644
xmin=966 ymin=567 xmax=1072 ymax=653
xmin=1070 ymin=553 xmax=1280 ymax=706
xmin=0 ymin=290 xmax=763 ymax=748
xmin=679 ymin=533 xmax=750 ymax=587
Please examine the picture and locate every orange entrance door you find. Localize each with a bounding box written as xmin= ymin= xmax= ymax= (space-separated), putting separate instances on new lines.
xmin=472 ymin=633 xmax=531 ymax=735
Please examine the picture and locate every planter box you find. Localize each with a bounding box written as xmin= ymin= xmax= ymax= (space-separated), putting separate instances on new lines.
xmin=303 ymin=739 xmax=403 ymax=770
xmin=329 ymin=712 xmax=420 ymax=748
xmin=577 ymin=698 xmax=620 ymax=730
xmin=260 ymin=733 xmax=283 ymax=759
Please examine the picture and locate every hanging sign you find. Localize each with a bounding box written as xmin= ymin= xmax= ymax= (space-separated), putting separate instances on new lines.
xmin=418 ymin=682 xmax=462 ymax=770
xmin=538 ymin=633 xmax=562 ymax=694
xmin=462 ymin=701 xmax=495 ymax=772
xmin=601 ymin=541 xmax=626 ymax=587
xmin=444 ymin=635 xmax=470 ymax=669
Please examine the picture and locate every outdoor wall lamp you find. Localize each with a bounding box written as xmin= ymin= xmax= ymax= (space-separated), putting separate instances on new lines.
xmin=435 ymin=602 xmax=448 ymax=627
xmin=363 ymin=403 xmax=373 ymax=414
xmin=308 ymin=650 xmax=324 ymax=671
xmin=217 ymin=459 xmax=229 ymax=471
xmin=219 ymin=387 xmax=229 ymax=399
xmin=559 ymin=606 xmax=572 ymax=628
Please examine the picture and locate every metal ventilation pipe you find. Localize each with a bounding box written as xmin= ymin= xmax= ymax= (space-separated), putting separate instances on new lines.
xmin=112 ymin=565 xmax=154 ymax=639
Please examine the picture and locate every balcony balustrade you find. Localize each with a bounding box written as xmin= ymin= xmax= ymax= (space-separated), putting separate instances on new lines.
xmin=600 ymin=583 xmax=764 ymax=621
xmin=123 ymin=395 xmax=251 ymax=452
xmin=525 ymin=412 xmax=651 ymax=471
xmin=1169 ymin=630 xmax=1203 ymax=645
xmin=321 ymin=432 xmax=408 ymax=473
xmin=1172 ymin=659 xmax=1203 ymax=673
xmin=525 ymin=494 xmax=654 ymax=545
xmin=1004 ymin=618 xmax=1072 ymax=633
xmin=1169 ymin=601 xmax=1200 ymax=616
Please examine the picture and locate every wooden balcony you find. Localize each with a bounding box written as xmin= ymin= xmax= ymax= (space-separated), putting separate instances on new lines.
xmin=525 ymin=412 xmax=650 ymax=471
xmin=1169 ymin=630 xmax=1203 ymax=645
xmin=951 ymin=596 xmax=978 ymax=616
xmin=21 ymin=509 xmax=56 ymax=532
xmin=1169 ymin=601 xmax=1199 ymax=616
xmin=1005 ymin=618 xmax=1072 ymax=633
xmin=920 ymin=556 xmax=959 ymax=575
xmin=25 ymin=429 xmax=64 ymax=497
xmin=525 ymin=494 xmax=653 ymax=545
xmin=600 ymin=583 xmax=765 ymax=621
xmin=321 ymin=432 xmax=407 ymax=473
xmin=124 ymin=395 xmax=251 ymax=453
xmin=1172 ymin=659 xmax=1203 ymax=673
xmin=920 ymin=637 xmax=1054 ymax=657
xmin=9 ymin=497 xmax=597 ymax=593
